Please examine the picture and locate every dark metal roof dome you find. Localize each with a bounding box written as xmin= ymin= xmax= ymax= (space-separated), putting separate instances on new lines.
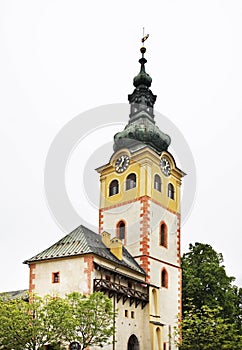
xmin=113 ymin=43 xmax=171 ymax=154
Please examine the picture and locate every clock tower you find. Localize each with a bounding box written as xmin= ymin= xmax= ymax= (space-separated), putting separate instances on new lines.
xmin=96 ymin=45 xmax=185 ymax=349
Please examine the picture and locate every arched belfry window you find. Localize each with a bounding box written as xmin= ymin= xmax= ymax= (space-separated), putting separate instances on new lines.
xmin=154 ymin=174 xmax=162 ymax=192
xmin=117 ymin=220 xmax=125 ymax=240
xmin=161 ymin=268 xmax=168 ymax=288
xmin=167 ymin=183 xmax=175 ymax=200
xmin=160 ymin=222 xmax=168 ymax=248
xmin=126 ymin=173 xmax=136 ymax=190
xmin=109 ymin=179 xmax=119 ymax=196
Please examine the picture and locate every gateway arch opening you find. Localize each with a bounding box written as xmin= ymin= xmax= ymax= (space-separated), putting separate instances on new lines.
xmin=127 ymin=334 xmax=139 ymax=350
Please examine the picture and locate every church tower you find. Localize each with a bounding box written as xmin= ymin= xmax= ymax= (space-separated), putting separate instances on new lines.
xmin=24 ymin=39 xmax=185 ymax=350
xmin=97 ymin=44 xmax=185 ymax=349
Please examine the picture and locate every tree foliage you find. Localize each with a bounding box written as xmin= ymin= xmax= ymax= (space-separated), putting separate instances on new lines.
xmin=176 ymin=242 xmax=242 ymax=349
xmin=182 ymin=242 xmax=242 ymax=327
xmin=0 ymin=294 xmax=67 ymax=350
xmin=64 ymin=292 xmax=115 ymax=349
xmin=0 ymin=292 xmax=115 ymax=350
xmin=174 ymin=304 xmax=242 ymax=350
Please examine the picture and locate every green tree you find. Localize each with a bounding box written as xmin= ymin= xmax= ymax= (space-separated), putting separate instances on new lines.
xmin=175 ymin=242 xmax=242 ymax=349
xmin=64 ymin=292 xmax=115 ymax=350
xmin=0 ymin=294 xmax=71 ymax=350
xmin=182 ymin=242 xmax=242 ymax=328
xmin=174 ymin=304 xmax=242 ymax=350
xmin=0 ymin=292 xmax=115 ymax=350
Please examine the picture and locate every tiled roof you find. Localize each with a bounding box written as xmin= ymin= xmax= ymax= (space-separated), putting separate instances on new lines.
xmin=24 ymin=225 xmax=145 ymax=275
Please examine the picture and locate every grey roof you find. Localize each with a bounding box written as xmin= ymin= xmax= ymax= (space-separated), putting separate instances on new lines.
xmin=0 ymin=289 xmax=28 ymax=301
xmin=24 ymin=225 xmax=146 ymax=276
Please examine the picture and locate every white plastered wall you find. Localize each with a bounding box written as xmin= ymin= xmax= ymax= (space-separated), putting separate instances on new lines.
xmin=101 ymin=200 xmax=141 ymax=257
xmin=149 ymin=201 xmax=180 ymax=350
xmin=31 ymin=256 xmax=88 ymax=297
xmin=149 ymin=202 xmax=179 ymax=266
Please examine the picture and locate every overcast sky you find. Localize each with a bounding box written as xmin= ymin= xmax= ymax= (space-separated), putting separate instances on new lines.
xmin=0 ymin=0 xmax=242 ymax=292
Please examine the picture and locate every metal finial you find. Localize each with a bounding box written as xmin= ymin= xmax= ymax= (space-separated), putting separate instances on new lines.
xmin=141 ymin=28 xmax=149 ymax=57
xmin=141 ymin=27 xmax=149 ymax=43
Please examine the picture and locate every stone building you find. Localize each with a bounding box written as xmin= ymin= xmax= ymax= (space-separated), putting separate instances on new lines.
xmin=24 ymin=43 xmax=185 ymax=350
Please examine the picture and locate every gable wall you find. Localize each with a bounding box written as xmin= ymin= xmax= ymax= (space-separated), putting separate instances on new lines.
xmin=29 ymin=255 xmax=90 ymax=297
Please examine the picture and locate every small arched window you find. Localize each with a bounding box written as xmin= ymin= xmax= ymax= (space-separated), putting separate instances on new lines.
xmin=151 ymin=288 xmax=158 ymax=316
xmin=132 ymin=105 xmax=138 ymax=114
xmin=109 ymin=179 xmax=119 ymax=196
xmin=154 ymin=174 xmax=162 ymax=192
xmin=160 ymin=223 xmax=168 ymax=248
xmin=117 ymin=220 xmax=125 ymax=240
xmin=168 ymin=183 xmax=175 ymax=200
xmin=156 ymin=328 xmax=162 ymax=350
xmin=126 ymin=173 xmax=136 ymax=190
xmin=161 ymin=268 xmax=168 ymax=288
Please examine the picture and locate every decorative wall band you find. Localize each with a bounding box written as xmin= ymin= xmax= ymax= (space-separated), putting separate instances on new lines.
xmin=139 ymin=196 xmax=151 ymax=282
xmin=98 ymin=210 xmax=104 ymax=234
xmin=84 ymin=255 xmax=94 ymax=294
xmin=100 ymin=195 xmax=181 ymax=217
xmin=29 ymin=263 xmax=36 ymax=293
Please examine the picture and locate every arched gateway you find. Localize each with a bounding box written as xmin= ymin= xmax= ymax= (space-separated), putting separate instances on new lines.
xmin=127 ymin=334 xmax=139 ymax=350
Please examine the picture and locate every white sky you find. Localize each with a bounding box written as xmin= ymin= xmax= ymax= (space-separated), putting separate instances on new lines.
xmin=0 ymin=0 xmax=242 ymax=292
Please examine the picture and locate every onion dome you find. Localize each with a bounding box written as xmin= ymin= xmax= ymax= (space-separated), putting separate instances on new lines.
xmin=133 ymin=47 xmax=152 ymax=88
xmin=113 ymin=44 xmax=171 ymax=154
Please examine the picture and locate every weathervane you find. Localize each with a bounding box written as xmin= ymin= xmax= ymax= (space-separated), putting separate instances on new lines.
xmin=141 ymin=27 xmax=149 ymax=44
xmin=141 ymin=27 xmax=149 ymax=57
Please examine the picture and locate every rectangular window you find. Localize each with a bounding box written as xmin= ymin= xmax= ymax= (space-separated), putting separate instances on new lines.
xmin=128 ymin=281 xmax=133 ymax=289
xmin=125 ymin=310 xmax=128 ymax=317
xmin=131 ymin=311 xmax=135 ymax=319
xmin=52 ymin=272 xmax=60 ymax=283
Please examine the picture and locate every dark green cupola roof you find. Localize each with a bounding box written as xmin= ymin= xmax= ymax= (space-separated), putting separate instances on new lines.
xmin=133 ymin=47 xmax=152 ymax=88
xmin=113 ymin=45 xmax=171 ymax=154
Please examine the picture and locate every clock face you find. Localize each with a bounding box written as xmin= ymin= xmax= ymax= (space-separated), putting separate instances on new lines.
xmin=115 ymin=155 xmax=130 ymax=173
xmin=160 ymin=157 xmax=171 ymax=176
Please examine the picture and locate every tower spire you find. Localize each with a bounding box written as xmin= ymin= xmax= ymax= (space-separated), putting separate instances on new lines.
xmin=113 ymin=33 xmax=171 ymax=154
xmin=133 ymin=31 xmax=152 ymax=88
